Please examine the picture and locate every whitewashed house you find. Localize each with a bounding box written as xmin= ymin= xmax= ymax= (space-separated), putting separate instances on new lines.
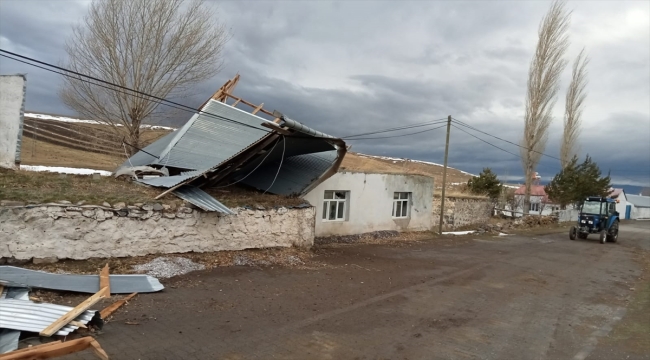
xmin=505 ymin=185 xmax=560 ymax=217
xmin=302 ymin=172 xmax=434 ymax=237
xmin=626 ymin=194 xmax=650 ymax=219
xmin=608 ymin=188 xmax=632 ymax=219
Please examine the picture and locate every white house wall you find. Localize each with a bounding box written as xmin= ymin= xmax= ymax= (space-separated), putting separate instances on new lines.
xmin=303 ymin=172 xmax=434 ymax=237
xmin=632 ymin=207 xmax=650 ymax=220
xmin=614 ymin=192 xmax=630 ymax=219
xmin=0 ymin=75 xmax=26 ymax=169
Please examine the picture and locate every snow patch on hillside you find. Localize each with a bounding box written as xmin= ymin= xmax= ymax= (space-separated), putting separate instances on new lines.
xmin=25 ymin=113 xmax=177 ymax=131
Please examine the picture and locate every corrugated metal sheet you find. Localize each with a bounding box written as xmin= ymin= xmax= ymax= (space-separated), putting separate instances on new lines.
xmin=0 ymin=299 xmax=96 ymax=336
xmin=241 ymin=151 xmax=338 ymax=195
xmin=0 ymin=329 xmax=20 ymax=354
xmin=0 ymin=287 xmax=29 ymax=301
xmin=0 ymin=266 xmax=164 ymax=294
xmin=137 ymin=170 xmax=203 ymax=188
xmin=281 ymin=116 xmax=335 ymax=139
xmin=123 ymin=129 xmax=179 ymax=168
xmin=151 ymin=100 xmax=271 ymax=170
xmin=627 ymin=194 xmax=650 ymax=208
xmin=173 ymin=185 xmax=234 ymax=214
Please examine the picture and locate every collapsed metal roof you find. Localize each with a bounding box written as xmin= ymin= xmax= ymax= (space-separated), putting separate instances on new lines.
xmin=118 ymin=75 xmax=346 ymax=213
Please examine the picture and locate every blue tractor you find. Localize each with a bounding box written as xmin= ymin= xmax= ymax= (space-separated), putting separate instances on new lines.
xmin=569 ymin=196 xmax=619 ymax=244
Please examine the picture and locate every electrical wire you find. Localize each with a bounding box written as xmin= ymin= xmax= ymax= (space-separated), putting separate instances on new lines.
xmin=341 ymin=119 xmax=447 ymax=139
xmin=345 ymin=124 xmax=448 ymax=140
xmin=212 ymin=137 xmax=282 ymax=189
xmin=451 ymin=118 xmax=561 ymax=161
xmin=0 ymin=51 xmax=275 ymax=134
xmin=263 ymin=135 xmax=286 ymax=194
xmin=451 ymin=123 xmax=522 ymax=159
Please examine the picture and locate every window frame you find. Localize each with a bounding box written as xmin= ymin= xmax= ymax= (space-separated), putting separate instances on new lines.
xmin=392 ymin=192 xmax=411 ymax=219
xmin=322 ymin=190 xmax=349 ymax=222
xmin=530 ymin=203 xmax=540 ymax=212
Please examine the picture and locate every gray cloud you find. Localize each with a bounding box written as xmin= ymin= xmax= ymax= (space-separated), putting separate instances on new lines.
xmin=1 ymin=0 xmax=648 ymax=188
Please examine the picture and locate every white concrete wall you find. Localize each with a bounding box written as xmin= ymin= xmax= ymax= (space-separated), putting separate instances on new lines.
xmin=0 ymin=75 xmax=26 ymax=169
xmin=614 ymin=192 xmax=630 ymax=219
xmin=509 ymin=195 xmax=557 ymax=217
xmin=303 ymin=172 xmax=434 ymax=237
xmin=0 ymin=205 xmax=315 ymax=260
xmin=632 ymin=207 xmax=650 ymax=220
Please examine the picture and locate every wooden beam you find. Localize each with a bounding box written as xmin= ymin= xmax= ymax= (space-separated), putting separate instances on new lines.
xmin=69 ymin=321 xmax=87 ymax=329
xmin=223 ymin=94 xmax=275 ymax=116
xmin=40 ymin=287 xmax=110 ymax=337
xmin=100 ymin=292 xmax=137 ymax=319
xmin=99 ymin=264 xmax=110 ymax=295
xmin=0 ymin=337 xmax=108 ymax=360
xmin=231 ymin=98 xmax=242 ymax=107
xmin=0 ymin=341 xmax=62 ymax=356
xmin=251 ymin=103 xmax=264 ymax=115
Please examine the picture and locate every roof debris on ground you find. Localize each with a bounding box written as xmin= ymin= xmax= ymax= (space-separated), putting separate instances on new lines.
xmin=115 ymin=75 xmax=347 ymax=213
xmin=0 ymin=265 xmax=158 ymax=358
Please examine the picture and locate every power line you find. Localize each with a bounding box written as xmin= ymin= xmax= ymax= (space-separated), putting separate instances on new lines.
xmin=451 ymin=123 xmax=523 ymax=159
xmin=341 ymin=118 xmax=447 ymax=139
xmin=345 ymin=124 xmax=448 ymax=140
xmin=0 ymin=51 xmax=273 ymax=134
xmin=451 ymin=118 xmax=561 ymax=161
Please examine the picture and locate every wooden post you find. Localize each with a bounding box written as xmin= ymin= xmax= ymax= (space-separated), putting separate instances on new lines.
xmin=438 ymin=115 xmax=452 ymax=235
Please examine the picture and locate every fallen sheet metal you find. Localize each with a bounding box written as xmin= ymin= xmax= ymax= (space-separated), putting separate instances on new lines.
xmin=0 ymin=329 xmax=20 ymax=354
xmin=0 ymin=266 xmax=164 ymax=294
xmin=0 ymin=286 xmax=29 ymax=301
xmin=0 ymin=299 xmax=97 ymax=336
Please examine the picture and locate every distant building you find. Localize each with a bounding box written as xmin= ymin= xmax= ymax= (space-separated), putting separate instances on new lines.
xmin=302 ymin=172 xmax=434 ymax=237
xmin=505 ymin=185 xmax=561 ymax=217
xmin=626 ymin=194 xmax=650 ymax=220
xmin=608 ymin=188 xmax=631 ymax=219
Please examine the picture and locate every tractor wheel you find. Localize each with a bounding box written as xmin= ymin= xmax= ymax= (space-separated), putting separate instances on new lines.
xmin=569 ymin=226 xmax=577 ymax=240
xmin=608 ymin=221 xmax=619 ymax=243
xmin=600 ymin=230 xmax=608 ymax=244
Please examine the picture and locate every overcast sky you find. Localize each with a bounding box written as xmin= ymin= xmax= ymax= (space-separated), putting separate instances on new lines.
xmin=1 ymin=0 xmax=648 ymax=187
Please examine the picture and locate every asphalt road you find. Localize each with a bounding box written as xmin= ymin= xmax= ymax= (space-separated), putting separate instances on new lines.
xmin=63 ymin=221 xmax=649 ymax=360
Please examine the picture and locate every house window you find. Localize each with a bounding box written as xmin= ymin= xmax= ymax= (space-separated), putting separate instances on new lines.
xmin=323 ymin=190 xmax=348 ymax=221
xmin=530 ymin=203 xmax=540 ymax=212
xmin=392 ymin=192 xmax=411 ymax=218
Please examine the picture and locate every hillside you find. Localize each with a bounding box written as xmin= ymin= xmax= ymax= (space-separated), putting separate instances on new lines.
xmin=15 ymin=114 xmax=478 ymax=195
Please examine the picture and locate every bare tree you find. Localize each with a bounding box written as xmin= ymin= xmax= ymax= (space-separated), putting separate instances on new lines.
xmin=521 ymin=0 xmax=570 ymax=214
xmin=60 ymin=0 xmax=228 ymax=155
xmin=560 ymin=48 xmax=589 ymax=168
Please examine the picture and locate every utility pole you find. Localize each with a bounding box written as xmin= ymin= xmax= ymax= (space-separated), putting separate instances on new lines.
xmin=438 ymin=115 xmax=452 ymax=234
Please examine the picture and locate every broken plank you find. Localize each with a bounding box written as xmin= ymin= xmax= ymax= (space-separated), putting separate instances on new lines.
xmin=68 ymin=321 xmax=87 ymax=329
xmin=0 ymin=337 xmax=108 ymax=360
xmin=39 ymin=287 xmax=109 ymax=337
xmin=99 ymin=264 xmax=110 ymax=294
xmin=99 ymin=292 xmax=137 ymax=319
xmin=0 ymin=341 xmax=62 ymax=356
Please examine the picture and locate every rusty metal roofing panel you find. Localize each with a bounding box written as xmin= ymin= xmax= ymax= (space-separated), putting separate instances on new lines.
xmin=0 ymin=266 xmax=164 ymax=294
xmin=172 ymin=185 xmax=234 ymax=214
xmin=0 ymin=299 xmax=97 ymax=336
xmin=241 ymin=150 xmax=339 ymax=195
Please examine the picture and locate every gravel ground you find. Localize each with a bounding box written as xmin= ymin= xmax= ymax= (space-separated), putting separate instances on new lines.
xmin=132 ymin=257 xmax=205 ymax=279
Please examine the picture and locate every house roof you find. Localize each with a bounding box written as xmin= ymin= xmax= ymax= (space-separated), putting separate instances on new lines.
xmin=514 ymin=185 xmax=554 ymax=203
xmin=608 ymin=188 xmax=624 ymax=199
xmin=119 ymin=77 xmax=346 ymax=213
xmin=627 ymin=194 xmax=650 ymax=208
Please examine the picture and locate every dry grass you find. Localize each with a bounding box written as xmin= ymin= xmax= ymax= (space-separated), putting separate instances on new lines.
xmin=20 ymin=136 xmax=124 ymax=171
xmin=341 ymin=152 xmax=473 ymax=189
xmin=204 ymin=185 xmax=308 ymax=208
xmin=0 ymin=169 xmax=180 ymax=205
xmin=0 ymin=170 xmax=309 ymax=208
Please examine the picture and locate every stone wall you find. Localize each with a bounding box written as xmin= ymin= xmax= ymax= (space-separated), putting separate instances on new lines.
xmin=0 ymin=203 xmax=315 ymax=261
xmin=432 ymin=196 xmax=493 ymax=230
